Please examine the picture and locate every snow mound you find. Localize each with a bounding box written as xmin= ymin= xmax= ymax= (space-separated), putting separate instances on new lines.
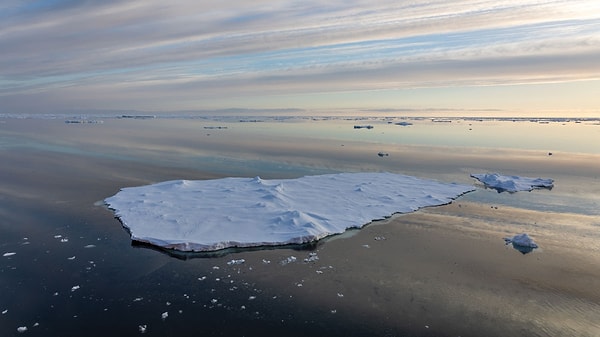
xmin=105 ymin=172 xmax=474 ymax=252
xmin=471 ymin=173 xmax=553 ymax=193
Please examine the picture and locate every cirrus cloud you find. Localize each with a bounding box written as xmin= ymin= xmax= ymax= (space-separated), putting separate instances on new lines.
xmin=1 ymin=0 xmax=599 ymax=113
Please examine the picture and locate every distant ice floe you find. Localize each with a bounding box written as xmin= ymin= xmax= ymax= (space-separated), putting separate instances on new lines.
xmin=504 ymin=233 xmax=538 ymax=254
xmin=471 ymin=173 xmax=554 ymax=193
xmin=105 ymin=172 xmax=473 ymax=252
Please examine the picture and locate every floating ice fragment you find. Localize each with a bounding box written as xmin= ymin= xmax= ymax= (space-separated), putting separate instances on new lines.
xmin=67 ymin=256 xmax=76 ymax=260
xmin=504 ymin=233 xmax=538 ymax=254
xmin=337 ymin=293 xmax=344 ymax=298
xmin=17 ymin=326 xmax=27 ymax=333
xmin=211 ymin=299 xmax=218 ymax=304
xmin=248 ymin=296 xmax=256 ymax=300
xmin=83 ymin=244 xmax=96 ymax=248
xmin=71 ymin=285 xmax=80 ymax=292
xmin=471 ymin=173 xmax=554 ymax=193
xmin=138 ymin=325 xmax=147 ymax=333
xmin=198 ymin=276 xmax=207 ymax=281
xmin=161 ymin=312 xmax=168 ymax=320
xmin=2 ymin=309 xmax=7 ymax=314
xmin=3 ymin=252 xmax=16 ymax=257
xmin=303 ymin=252 xmax=319 ymax=263
xmin=133 ymin=297 xmax=143 ymax=302
xmin=227 ymin=259 xmax=245 ymax=265
xmin=54 ymin=235 xmax=62 ymax=239
xmin=60 ymin=238 xmax=69 ymax=243
xmin=33 ymin=323 xmax=39 ymax=327
xmin=280 ymin=256 xmax=297 ymax=265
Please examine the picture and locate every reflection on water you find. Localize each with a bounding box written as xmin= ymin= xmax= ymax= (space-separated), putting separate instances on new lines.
xmin=1 ymin=115 xmax=600 ymax=336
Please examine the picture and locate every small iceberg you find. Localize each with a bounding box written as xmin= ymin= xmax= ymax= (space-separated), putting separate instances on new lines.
xmin=504 ymin=233 xmax=538 ymax=254
xmin=105 ymin=172 xmax=474 ymax=252
xmin=471 ymin=173 xmax=553 ymax=193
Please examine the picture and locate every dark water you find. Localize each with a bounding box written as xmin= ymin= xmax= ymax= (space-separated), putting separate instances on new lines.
xmin=1 ymin=116 xmax=599 ymax=336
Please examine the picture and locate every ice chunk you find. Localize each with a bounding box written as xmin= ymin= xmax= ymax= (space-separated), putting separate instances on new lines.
xmin=17 ymin=327 xmax=27 ymax=333
xmin=3 ymin=252 xmax=16 ymax=257
xmin=105 ymin=172 xmax=474 ymax=252
xmin=471 ymin=173 xmax=553 ymax=193
xmin=227 ymin=259 xmax=245 ymax=265
xmin=504 ymin=233 xmax=538 ymax=254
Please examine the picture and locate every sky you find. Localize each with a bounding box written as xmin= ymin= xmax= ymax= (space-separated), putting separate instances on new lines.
xmin=1 ymin=0 xmax=599 ymax=116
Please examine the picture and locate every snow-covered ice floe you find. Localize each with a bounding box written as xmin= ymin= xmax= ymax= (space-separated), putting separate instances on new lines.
xmin=504 ymin=233 xmax=538 ymax=254
xmin=471 ymin=173 xmax=553 ymax=193
xmin=105 ymin=172 xmax=474 ymax=252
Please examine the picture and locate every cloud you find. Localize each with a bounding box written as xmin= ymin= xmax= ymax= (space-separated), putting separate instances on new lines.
xmin=1 ymin=0 xmax=599 ymax=112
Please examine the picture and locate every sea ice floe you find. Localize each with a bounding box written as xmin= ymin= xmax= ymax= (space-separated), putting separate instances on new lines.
xmin=3 ymin=252 xmax=16 ymax=257
xmin=471 ymin=173 xmax=554 ymax=193
xmin=105 ymin=172 xmax=473 ymax=252
xmin=17 ymin=326 xmax=27 ymax=333
xmin=504 ymin=233 xmax=538 ymax=254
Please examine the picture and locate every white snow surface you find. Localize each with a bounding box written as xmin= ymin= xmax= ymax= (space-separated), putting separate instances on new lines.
xmin=471 ymin=173 xmax=553 ymax=192
xmin=105 ymin=172 xmax=474 ymax=252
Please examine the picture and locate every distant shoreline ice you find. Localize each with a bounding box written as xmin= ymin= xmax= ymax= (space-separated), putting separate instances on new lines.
xmin=105 ymin=172 xmax=474 ymax=252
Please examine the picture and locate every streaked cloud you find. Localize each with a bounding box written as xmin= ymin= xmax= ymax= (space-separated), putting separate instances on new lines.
xmin=1 ymin=0 xmax=599 ymax=113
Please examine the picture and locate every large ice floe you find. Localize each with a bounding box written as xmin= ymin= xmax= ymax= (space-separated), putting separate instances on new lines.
xmin=470 ymin=173 xmax=554 ymax=193
xmin=105 ymin=172 xmax=474 ymax=252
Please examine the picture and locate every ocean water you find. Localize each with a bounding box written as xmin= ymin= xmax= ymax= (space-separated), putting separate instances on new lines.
xmin=1 ymin=115 xmax=599 ymax=336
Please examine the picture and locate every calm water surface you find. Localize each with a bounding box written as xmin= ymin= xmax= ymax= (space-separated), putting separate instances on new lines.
xmin=1 ymin=116 xmax=599 ymax=336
